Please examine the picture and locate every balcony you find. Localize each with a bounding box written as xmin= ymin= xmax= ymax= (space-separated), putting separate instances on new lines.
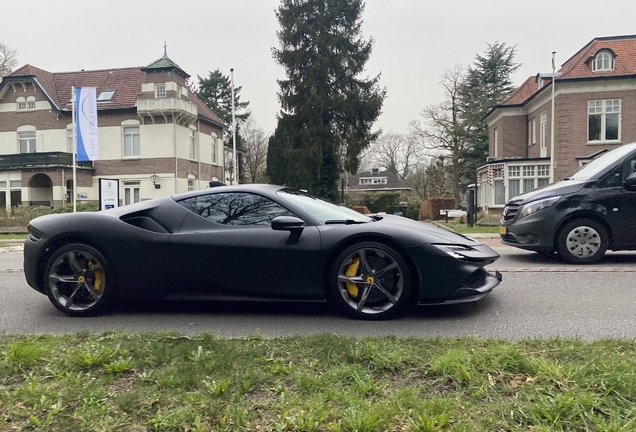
xmin=0 ymin=152 xmax=94 ymax=171
xmin=137 ymin=98 xmax=198 ymax=125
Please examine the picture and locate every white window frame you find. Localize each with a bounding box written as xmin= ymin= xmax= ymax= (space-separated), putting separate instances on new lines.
xmin=189 ymin=129 xmax=196 ymax=160
xmin=155 ymin=84 xmax=166 ymax=99
xmin=123 ymin=182 xmax=140 ymax=205
xmin=540 ymin=111 xmax=547 ymax=157
xmin=592 ymin=51 xmax=614 ymax=72
xmin=18 ymin=130 xmax=37 ymax=153
xmin=123 ymin=126 xmax=140 ymax=157
xmin=588 ymin=99 xmax=621 ymax=143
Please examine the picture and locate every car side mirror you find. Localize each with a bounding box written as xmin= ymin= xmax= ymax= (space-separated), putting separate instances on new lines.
xmin=623 ymin=172 xmax=636 ymax=192
xmin=271 ymin=216 xmax=305 ymax=244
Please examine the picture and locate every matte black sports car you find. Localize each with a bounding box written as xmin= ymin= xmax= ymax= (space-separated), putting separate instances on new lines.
xmin=24 ymin=184 xmax=502 ymax=320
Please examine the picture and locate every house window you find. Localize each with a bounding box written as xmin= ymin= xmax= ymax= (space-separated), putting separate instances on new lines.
xmin=588 ymin=99 xmax=620 ymax=142
xmin=508 ymin=166 xmax=520 ymax=177
xmin=123 ymin=126 xmax=140 ymax=156
xmin=540 ymin=111 xmax=547 ymax=155
xmin=188 ymin=180 xmax=194 ymax=191
xmin=211 ymin=137 xmax=218 ymax=164
xmin=123 ymin=182 xmax=140 ymax=205
xmin=592 ymin=51 xmax=614 ymax=72
xmin=359 ymin=177 xmax=387 ymax=185
xmin=155 ymin=85 xmax=166 ymax=99
xmin=18 ymin=130 xmax=36 ymax=153
xmin=97 ymin=90 xmax=116 ymax=102
xmin=508 ymin=179 xmax=520 ymax=199
xmin=27 ymin=97 xmax=36 ymax=109
xmin=494 ymin=180 xmax=505 ymax=205
xmin=66 ymin=127 xmax=74 ymax=153
xmin=189 ymin=130 xmax=196 ymax=160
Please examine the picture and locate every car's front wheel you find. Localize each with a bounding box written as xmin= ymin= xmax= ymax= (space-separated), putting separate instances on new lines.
xmin=44 ymin=243 xmax=115 ymax=316
xmin=330 ymin=242 xmax=412 ymax=320
xmin=556 ymin=219 xmax=608 ymax=264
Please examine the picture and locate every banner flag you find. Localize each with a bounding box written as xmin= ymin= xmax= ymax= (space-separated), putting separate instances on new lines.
xmin=75 ymin=87 xmax=99 ymax=161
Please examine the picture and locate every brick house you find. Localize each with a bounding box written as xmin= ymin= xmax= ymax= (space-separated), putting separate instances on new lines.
xmin=0 ymin=51 xmax=226 ymax=209
xmin=478 ymin=34 xmax=636 ymax=213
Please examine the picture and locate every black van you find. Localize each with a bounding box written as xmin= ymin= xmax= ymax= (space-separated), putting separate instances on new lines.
xmin=499 ymin=142 xmax=636 ymax=264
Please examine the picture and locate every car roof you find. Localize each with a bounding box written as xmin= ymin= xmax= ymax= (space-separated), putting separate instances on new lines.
xmin=170 ymin=183 xmax=287 ymax=201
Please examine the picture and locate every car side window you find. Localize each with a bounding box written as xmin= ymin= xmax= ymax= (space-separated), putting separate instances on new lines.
xmin=622 ymin=156 xmax=636 ymax=178
xmin=597 ymin=166 xmax=623 ymax=188
xmin=178 ymin=192 xmax=295 ymax=226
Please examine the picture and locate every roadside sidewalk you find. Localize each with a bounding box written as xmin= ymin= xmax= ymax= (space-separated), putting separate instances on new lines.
xmin=0 ymin=240 xmax=25 ymax=252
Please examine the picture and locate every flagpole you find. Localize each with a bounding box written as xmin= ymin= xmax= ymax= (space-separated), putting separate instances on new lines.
xmin=71 ymin=86 xmax=77 ymax=213
xmin=230 ymin=68 xmax=237 ymax=185
xmin=549 ymin=52 xmax=556 ymax=184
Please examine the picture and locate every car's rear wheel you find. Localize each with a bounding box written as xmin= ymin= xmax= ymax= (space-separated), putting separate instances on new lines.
xmin=44 ymin=243 xmax=114 ymax=316
xmin=556 ymin=219 xmax=608 ymax=264
xmin=330 ymin=242 xmax=412 ymax=320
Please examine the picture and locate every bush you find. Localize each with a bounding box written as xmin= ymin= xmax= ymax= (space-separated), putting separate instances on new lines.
xmin=420 ymin=197 xmax=457 ymax=221
xmin=404 ymin=197 xmax=423 ymax=220
xmin=0 ymin=203 xmax=99 ymax=227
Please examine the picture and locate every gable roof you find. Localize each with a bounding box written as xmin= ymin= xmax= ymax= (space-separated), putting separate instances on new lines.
xmin=490 ymin=34 xmax=636 ymax=114
xmin=3 ymin=62 xmax=224 ymax=127
xmin=347 ymin=170 xmax=411 ymax=191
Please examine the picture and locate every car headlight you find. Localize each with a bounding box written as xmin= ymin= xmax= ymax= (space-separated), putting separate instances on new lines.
xmin=518 ymin=196 xmax=561 ymax=220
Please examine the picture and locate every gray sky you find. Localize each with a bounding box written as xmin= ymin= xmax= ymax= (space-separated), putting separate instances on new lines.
xmin=4 ymin=0 xmax=636 ymax=134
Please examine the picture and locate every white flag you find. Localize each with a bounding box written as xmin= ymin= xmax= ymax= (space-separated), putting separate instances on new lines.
xmin=76 ymin=87 xmax=99 ymax=161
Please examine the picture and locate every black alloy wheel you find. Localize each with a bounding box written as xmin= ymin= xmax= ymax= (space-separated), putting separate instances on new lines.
xmin=556 ymin=219 xmax=609 ymax=264
xmin=44 ymin=243 xmax=115 ymax=316
xmin=331 ymin=242 xmax=412 ymax=320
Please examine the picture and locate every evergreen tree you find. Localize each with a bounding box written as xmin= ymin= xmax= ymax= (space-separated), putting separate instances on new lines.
xmin=269 ymin=0 xmax=385 ymax=199
xmin=458 ymin=42 xmax=521 ymax=185
xmin=194 ymin=69 xmax=250 ymax=147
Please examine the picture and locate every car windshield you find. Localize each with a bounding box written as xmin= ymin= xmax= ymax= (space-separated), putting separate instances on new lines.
xmin=277 ymin=189 xmax=371 ymax=225
xmin=568 ymin=143 xmax=636 ymax=180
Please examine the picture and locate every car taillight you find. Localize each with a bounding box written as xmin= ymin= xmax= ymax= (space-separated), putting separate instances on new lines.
xmin=27 ymin=223 xmax=31 ymax=233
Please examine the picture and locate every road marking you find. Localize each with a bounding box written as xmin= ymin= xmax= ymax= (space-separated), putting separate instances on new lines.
xmin=0 ymin=269 xmax=24 ymax=273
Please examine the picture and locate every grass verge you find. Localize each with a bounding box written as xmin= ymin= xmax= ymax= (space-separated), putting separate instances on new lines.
xmin=1 ymin=332 xmax=635 ymax=431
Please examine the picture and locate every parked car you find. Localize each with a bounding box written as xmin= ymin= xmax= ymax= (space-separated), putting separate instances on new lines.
xmin=500 ymin=142 xmax=636 ymax=263
xmin=24 ymin=184 xmax=501 ymax=320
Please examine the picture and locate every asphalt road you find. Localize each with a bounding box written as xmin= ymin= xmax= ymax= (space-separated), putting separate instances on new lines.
xmin=1 ymin=243 xmax=635 ymax=340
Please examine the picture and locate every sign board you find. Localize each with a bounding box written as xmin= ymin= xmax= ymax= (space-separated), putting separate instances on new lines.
xmin=99 ymin=178 xmax=119 ymax=210
xmin=439 ymin=209 xmax=467 ymax=218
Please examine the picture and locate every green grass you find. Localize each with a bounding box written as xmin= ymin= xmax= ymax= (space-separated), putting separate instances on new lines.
xmin=1 ymin=333 xmax=636 ymax=431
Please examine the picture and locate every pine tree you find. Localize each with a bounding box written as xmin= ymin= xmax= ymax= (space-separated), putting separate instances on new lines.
xmin=269 ymin=0 xmax=385 ymax=199
xmin=458 ymin=42 xmax=521 ymax=185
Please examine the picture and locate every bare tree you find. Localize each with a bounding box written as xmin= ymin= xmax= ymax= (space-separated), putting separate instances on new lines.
xmin=240 ymin=118 xmax=270 ymax=184
xmin=0 ymin=40 xmax=18 ymax=78
xmin=361 ymin=132 xmax=423 ymax=180
xmin=409 ymin=66 xmax=471 ymax=206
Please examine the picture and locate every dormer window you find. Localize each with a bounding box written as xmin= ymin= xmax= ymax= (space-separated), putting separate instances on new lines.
xmin=155 ymin=84 xmax=166 ymax=98
xmin=16 ymin=96 xmax=36 ymax=111
xmin=97 ymin=90 xmax=116 ymax=102
xmin=592 ymin=50 xmax=614 ymax=72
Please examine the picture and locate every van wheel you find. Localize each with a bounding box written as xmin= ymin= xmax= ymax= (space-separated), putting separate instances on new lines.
xmin=556 ymin=219 xmax=608 ymax=264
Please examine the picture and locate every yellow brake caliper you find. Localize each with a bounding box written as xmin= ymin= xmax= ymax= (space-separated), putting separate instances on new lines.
xmin=88 ymin=260 xmax=103 ymax=293
xmin=345 ymin=257 xmax=360 ymax=298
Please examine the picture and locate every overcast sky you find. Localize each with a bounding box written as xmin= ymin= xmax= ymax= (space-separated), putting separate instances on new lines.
xmin=4 ymin=0 xmax=636 ymax=135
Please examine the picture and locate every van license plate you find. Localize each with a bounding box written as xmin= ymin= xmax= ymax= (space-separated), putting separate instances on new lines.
xmin=499 ymin=226 xmax=507 ymax=235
